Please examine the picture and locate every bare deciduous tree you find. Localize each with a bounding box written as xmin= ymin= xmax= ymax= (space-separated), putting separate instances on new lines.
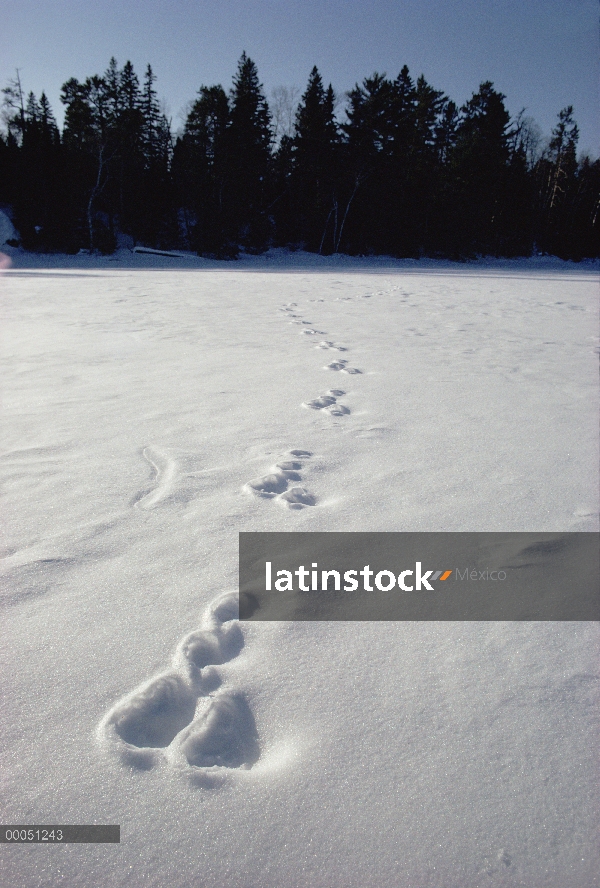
xmin=270 ymin=85 xmax=300 ymax=144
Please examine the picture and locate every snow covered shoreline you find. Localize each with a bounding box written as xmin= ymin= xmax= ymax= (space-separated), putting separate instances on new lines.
xmin=2 ymin=243 xmax=599 ymax=274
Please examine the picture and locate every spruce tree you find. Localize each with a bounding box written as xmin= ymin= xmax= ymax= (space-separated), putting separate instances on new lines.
xmin=342 ymin=73 xmax=396 ymax=253
xmin=173 ymin=84 xmax=230 ymax=255
xmin=386 ymin=67 xmax=419 ymax=256
xmin=141 ymin=65 xmax=161 ymax=162
xmin=103 ymin=58 xmax=121 ymax=122
xmin=289 ymin=67 xmax=340 ymax=251
xmin=224 ymin=52 xmax=272 ymax=251
xmin=9 ymin=89 xmax=63 ymax=249
xmin=408 ymin=76 xmax=447 ymax=254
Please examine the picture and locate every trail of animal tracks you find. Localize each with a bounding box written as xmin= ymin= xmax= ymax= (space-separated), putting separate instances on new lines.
xmin=0 ymin=252 xmax=598 ymax=887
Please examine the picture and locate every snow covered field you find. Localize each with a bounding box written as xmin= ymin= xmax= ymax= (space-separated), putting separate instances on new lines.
xmin=1 ymin=249 xmax=598 ymax=887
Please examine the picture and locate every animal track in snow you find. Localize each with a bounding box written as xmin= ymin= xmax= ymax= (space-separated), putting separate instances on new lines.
xmin=98 ymin=593 xmax=259 ymax=775
xmin=303 ymin=394 xmax=336 ymax=409
xmin=279 ymin=487 xmax=316 ymax=507
xmin=315 ymin=340 xmax=347 ymax=351
xmin=324 ymin=359 xmax=362 ymax=374
xmin=244 ymin=449 xmax=316 ymax=509
xmin=177 ymin=693 xmax=258 ymax=768
xmin=105 ymin=672 xmax=198 ymax=753
xmin=276 ymin=299 xmax=362 ymax=424
xmin=245 ymin=473 xmax=289 ymax=496
xmin=303 ymin=390 xmax=350 ymax=416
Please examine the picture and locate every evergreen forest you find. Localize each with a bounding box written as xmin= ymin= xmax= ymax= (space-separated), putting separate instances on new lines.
xmin=1 ymin=54 xmax=597 ymax=260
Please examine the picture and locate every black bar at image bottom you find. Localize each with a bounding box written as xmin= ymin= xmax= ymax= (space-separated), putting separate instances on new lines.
xmin=1 ymin=826 xmax=120 ymax=843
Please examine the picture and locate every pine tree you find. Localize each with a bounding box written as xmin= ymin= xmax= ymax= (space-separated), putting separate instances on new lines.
xmin=414 ymin=76 xmax=444 ymax=151
xmin=135 ymin=66 xmax=175 ymax=248
xmin=173 ymin=84 xmax=230 ymax=255
xmin=224 ymin=52 xmax=272 ymax=251
xmin=341 ymin=72 xmax=396 ymax=253
xmin=448 ymin=81 xmax=511 ymax=255
xmin=39 ymin=93 xmax=58 ymax=135
xmin=288 ymin=67 xmax=340 ymax=251
xmin=185 ymin=85 xmax=229 ymax=162
xmin=7 ymin=86 xmax=63 ymax=250
xmin=407 ymin=75 xmax=447 ymax=254
xmin=60 ymin=62 xmax=146 ymax=250
xmin=103 ymin=57 xmax=121 ymax=122
xmin=391 ymin=65 xmax=417 ymax=154
xmin=141 ymin=65 xmax=161 ymax=162
xmin=344 ymin=73 xmax=395 ymax=163
xmin=434 ymin=100 xmax=459 ymax=163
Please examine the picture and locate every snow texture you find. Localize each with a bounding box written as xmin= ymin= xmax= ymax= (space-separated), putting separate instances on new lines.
xmin=0 ymin=246 xmax=598 ymax=887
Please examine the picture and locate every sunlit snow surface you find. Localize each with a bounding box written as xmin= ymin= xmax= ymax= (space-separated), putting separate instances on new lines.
xmin=1 ymin=248 xmax=598 ymax=888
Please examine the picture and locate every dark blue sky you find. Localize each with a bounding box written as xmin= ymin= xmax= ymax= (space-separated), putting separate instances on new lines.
xmin=2 ymin=0 xmax=598 ymax=154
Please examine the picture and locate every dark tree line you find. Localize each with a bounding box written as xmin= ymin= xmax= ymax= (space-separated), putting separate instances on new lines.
xmin=1 ymin=55 xmax=598 ymax=259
